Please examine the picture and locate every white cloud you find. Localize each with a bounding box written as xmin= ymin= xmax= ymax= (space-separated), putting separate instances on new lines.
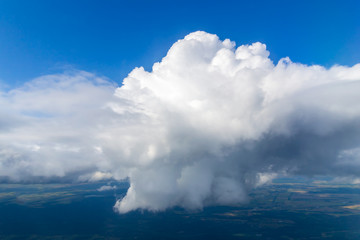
xmin=97 ymin=185 xmax=117 ymax=191
xmin=1 ymin=31 xmax=360 ymax=213
xmin=0 ymin=71 xmax=117 ymax=182
xmin=79 ymin=171 xmax=113 ymax=182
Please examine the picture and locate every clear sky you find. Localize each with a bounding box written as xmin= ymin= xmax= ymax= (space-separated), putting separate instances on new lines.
xmin=0 ymin=0 xmax=359 ymax=86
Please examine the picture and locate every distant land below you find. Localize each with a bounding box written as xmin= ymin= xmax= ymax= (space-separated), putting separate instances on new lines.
xmin=0 ymin=178 xmax=360 ymax=239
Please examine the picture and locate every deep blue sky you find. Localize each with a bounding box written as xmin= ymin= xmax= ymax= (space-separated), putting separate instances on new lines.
xmin=0 ymin=0 xmax=359 ymax=86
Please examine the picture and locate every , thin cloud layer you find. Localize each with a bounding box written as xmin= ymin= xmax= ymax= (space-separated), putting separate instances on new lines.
xmin=0 ymin=71 xmax=118 ymax=182
xmin=1 ymin=31 xmax=360 ymax=213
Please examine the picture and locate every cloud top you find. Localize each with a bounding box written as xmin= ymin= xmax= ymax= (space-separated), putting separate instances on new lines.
xmin=1 ymin=31 xmax=360 ymax=213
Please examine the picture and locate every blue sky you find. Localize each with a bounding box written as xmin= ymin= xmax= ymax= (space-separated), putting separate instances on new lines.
xmin=0 ymin=0 xmax=359 ymax=87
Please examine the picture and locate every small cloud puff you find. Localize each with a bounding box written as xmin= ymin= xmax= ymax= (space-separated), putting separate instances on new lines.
xmin=97 ymin=185 xmax=117 ymax=192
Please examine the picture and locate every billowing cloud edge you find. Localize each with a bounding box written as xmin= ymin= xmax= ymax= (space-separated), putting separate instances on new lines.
xmin=1 ymin=31 xmax=360 ymax=213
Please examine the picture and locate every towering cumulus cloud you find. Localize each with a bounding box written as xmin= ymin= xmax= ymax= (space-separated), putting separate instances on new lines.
xmin=1 ymin=31 xmax=360 ymax=213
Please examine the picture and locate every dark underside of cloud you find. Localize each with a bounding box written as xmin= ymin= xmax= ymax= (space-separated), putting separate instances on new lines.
xmin=1 ymin=31 xmax=360 ymax=213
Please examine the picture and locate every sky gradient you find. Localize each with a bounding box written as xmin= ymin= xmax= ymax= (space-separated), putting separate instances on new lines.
xmin=0 ymin=0 xmax=359 ymax=87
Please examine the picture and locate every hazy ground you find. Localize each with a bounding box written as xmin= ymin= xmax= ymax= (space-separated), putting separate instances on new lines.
xmin=0 ymin=178 xmax=360 ymax=239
